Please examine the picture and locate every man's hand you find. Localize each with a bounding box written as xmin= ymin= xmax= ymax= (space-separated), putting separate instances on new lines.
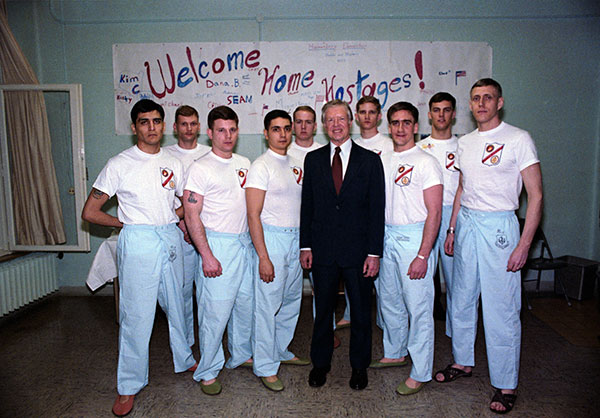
xmin=507 ymin=243 xmax=529 ymax=272
xmin=363 ymin=256 xmax=380 ymax=277
xmin=259 ymin=257 xmax=275 ymax=283
xmin=201 ymin=252 xmax=222 ymax=277
xmin=407 ymin=257 xmax=427 ymax=279
xmin=300 ymin=250 xmax=313 ymax=269
xmin=444 ymin=233 xmax=454 ymax=256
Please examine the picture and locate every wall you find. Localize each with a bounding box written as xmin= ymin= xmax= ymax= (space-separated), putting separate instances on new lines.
xmin=6 ymin=0 xmax=600 ymax=286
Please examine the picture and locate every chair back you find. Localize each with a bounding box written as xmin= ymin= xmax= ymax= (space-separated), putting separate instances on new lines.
xmin=534 ymin=226 xmax=554 ymax=261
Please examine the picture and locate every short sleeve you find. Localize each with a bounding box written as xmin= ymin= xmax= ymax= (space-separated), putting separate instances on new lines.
xmin=173 ymin=159 xmax=185 ymax=197
xmin=515 ymin=132 xmax=539 ymax=171
xmin=421 ymin=155 xmax=443 ymax=190
xmin=245 ymin=158 xmax=270 ymax=191
xmin=92 ymin=159 xmax=118 ymax=198
xmin=184 ymin=160 xmax=210 ymax=195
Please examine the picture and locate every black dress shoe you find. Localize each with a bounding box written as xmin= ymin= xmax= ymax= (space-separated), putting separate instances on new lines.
xmin=309 ymin=366 xmax=330 ymax=387
xmin=349 ymin=368 xmax=368 ymax=390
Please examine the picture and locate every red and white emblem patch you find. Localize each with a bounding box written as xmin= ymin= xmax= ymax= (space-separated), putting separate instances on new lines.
xmin=482 ymin=142 xmax=504 ymax=166
xmin=446 ymin=151 xmax=458 ymax=171
xmin=236 ymin=168 xmax=248 ymax=188
xmin=394 ymin=164 xmax=413 ymax=187
xmin=291 ymin=166 xmax=303 ymax=185
xmin=160 ymin=167 xmax=175 ymax=190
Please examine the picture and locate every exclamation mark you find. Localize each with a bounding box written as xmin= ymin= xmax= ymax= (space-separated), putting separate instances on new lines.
xmin=415 ymin=51 xmax=425 ymax=89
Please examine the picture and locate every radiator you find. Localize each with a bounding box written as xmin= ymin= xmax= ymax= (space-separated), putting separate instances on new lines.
xmin=0 ymin=253 xmax=58 ymax=317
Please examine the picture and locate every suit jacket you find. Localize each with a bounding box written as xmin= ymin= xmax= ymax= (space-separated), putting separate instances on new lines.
xmin=300 ymin=141 xmax=385 ymax=268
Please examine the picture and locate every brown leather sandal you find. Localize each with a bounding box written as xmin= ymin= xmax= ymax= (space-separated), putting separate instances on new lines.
xmin=434 ymin=364 xmax=472 ymax=383
xmin=490 ymin=388 xmax=516 ymax=414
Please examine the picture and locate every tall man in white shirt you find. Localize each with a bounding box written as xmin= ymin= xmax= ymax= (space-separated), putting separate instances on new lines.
xmin=165 ymin=105 xmax=211 ymax=347
xmin=82 ymin=99 xmax=196 ymax=417
xmin=353 ymin=95 xmax=394 ymax=155
xmin=375 ymin=101 xmax=442 ymax=395
xmin=183 ymin=106 xmax=253 ymax=396
xmin=246 ymin=110 xmax=309 ymax=392
xmin=435 ymin=79 xmax=543 ymax=414
xmin=418 ymin=92 xmax=459 ymax=335
xmin=287 ymin=105 xmax=324 ymax=163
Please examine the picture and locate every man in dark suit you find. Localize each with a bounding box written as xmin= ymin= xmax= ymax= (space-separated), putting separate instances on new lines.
xmin=300 ymin=99 xmax=385 ymax=390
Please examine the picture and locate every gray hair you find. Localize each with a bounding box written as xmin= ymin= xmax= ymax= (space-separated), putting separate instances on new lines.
xmin=321 ymin=99 xmax=353 ymax=123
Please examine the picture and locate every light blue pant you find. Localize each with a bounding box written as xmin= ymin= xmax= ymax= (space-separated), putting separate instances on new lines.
xmin=451 ymin=207 xmax=521 ymax=390
xmin=182 ymin=239 xmax=198 ymax=347
xmin=252 ymin=224 xmax=303 ymax=377
xmin=193 ymin=230 xmax=254 ymax=382
xmin=377 ymin=222 xmax=436 ymax=383
xmin=433 ymin=205 xmax=454 ymax=337
xmin=116 ymin=224 xmax=195 ymax=395
xmin=342 ymin=286 xmax=351 ymax=322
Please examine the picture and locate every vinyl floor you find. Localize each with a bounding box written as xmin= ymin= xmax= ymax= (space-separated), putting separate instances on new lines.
xmin=0 ymin=291 xmax=599 ymax=417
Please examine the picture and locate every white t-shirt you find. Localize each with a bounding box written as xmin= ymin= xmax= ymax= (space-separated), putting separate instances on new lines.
xmin=93 ymin=145 xmax=183 ymax=226
xmin=418 ymin=135 xmax=459 ymax=206
xmin=246 ymin=149 xmax=303 ymax=228
xmin=184 ymin=152 xmax=251 ymax=234
xmin=287 ymin=140 xmax=324 ymax=164
xmin=382 ymin=146 xmax=443 ymax=225
xmin=165 ymin=143 xmax=211 ymax=209
xmin=457 ymin=122 xmax=539 ymax=212
xmin=164 ymin=143 xmax=211 ymax=172
xmin=354 ymin=132 xmax=394 ymax=155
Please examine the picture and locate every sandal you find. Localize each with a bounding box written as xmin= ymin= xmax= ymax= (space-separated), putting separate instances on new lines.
xmin=490 ymin=388 xmax=516 ymax=414
xmin=434 ymin=364 xmax=472 ymax=383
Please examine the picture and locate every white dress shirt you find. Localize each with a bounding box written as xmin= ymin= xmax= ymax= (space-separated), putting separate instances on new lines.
xmin=329 ymin=138 xmax=353 ymax=178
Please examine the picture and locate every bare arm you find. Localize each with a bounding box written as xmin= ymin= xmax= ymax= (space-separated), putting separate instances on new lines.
xmin=174 ymin=196 xmax=193 ymax=244
xmin=444 ymin=172 xmax=463 ymax=256
xmin=177 ymin=218 xmax=193 ymax=245
xmin=246 ymin=188 xmax=275 ymax=283
xmin=183 ymin=189 xmax=222 ymax=277
xmin=507 ymin=163 xmax=543 ymax=272
xmin=408 ymin=184 xmax=443 ymax=279
xmin=175 ymin=196 xmax=185 ymax=220
xmin=81 ymin=188 xmax=123 ymax=228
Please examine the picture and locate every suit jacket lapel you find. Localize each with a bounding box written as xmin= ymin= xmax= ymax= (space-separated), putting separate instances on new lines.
xmin=339 ymin=142 xmax=363 ymax=196
xmin=318 ymin=145 xmax=337 ymax=196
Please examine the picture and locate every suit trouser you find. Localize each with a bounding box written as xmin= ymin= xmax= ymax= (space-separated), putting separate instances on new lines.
xmin=310 ymin=272 xmax=337 ymax=329
xmin=452 ymin=207 xmax=521 ymax=390
xmin=116 ymin=224 xmax=195 ymax=395
xmin=433 ymin=205 xmax=454 ymax=338
xmin=252 ymin=224 xmax=303 ymax=377
xmin=311 ymin=263 xmax=372 ymax=370
xmin=193 ymin=230 xmax=254 ymax=382
xmin=343 ymin=283 xmax=384 ymax=330
xmin=377 ymin=222 xmax=436 ymax=382
xmin=182 ymin=239 xmax=198 ymax=346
